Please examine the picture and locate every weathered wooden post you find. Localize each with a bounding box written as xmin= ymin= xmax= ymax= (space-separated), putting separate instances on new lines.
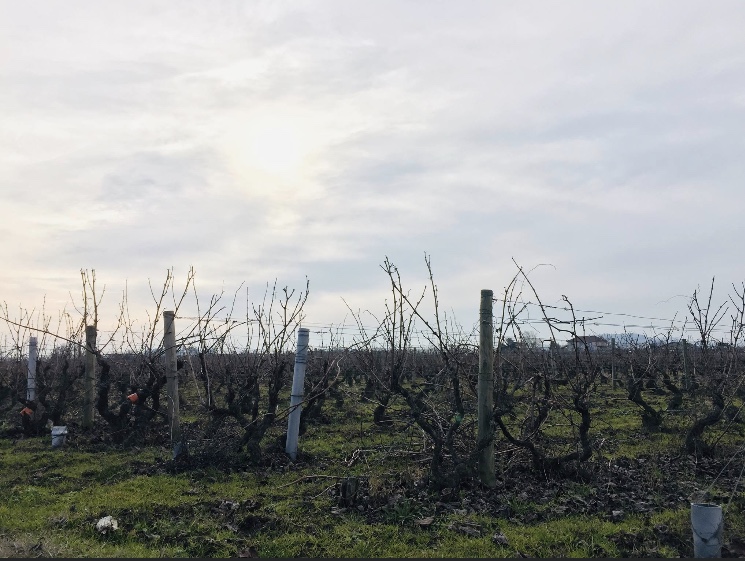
xmin=82 ymin=326 xmax=97 ymax=429
xmin=27 ymin=336 xmax=37 ymax=402
xmin=286 ymin=327 xmax=310 ymax=460
xmin=478 ymin=289 xmax=496 ymax=487
xmin=163 ymin=311 xmax=183 ymax=457
xmin=610 ymin=337 xmax=616 ymax=388
xmin=682 ymin=338 xmax=690 ymax=391
xmin=549 ymin=341 xmax=558 ymax=380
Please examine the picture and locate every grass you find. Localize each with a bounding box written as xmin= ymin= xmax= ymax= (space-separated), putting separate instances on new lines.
xmin=1 ymin=381 xmax=744 ymax=558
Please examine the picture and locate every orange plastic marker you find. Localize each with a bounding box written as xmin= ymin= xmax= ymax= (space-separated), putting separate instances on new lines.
xmin=127 ymin=393 xmax=138 ymax=404
xmin=20 ymin=407 xmax=33 ymax=416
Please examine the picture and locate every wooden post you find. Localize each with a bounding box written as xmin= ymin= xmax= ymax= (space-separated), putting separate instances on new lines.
xmin=27 ymin=336 xmax=37 ymax=402
xmin=549 ymin=341 xmax=558 ymax=380
xmin=478 ymin=289 xmax=496 ymax=487
xmin=610 ymin=338 xmax=616 ymax=388
xmin=82 ymin=326 xmax=96 ymax=429
xmin=286 ymin=327 xmax=310 ymax=460
xmin=681 ymin=339 xmax=690 ymax=391
xmin=163 ymin=311 xmax=183 ymax=457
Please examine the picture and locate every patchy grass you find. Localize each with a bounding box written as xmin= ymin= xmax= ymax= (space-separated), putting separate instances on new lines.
xmin=1 ymin=381 xmax=744 ymax=557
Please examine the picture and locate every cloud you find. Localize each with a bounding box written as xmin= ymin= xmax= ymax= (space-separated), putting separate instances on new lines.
xmin=2 ymin=1 xmax=745 ymax=343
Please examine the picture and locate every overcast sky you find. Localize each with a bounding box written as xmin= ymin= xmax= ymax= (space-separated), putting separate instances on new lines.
xmin=2 ymin=1 xmax=745 ymax=346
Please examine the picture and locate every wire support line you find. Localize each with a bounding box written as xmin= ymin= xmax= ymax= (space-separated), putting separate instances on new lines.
xmin=492 ymin=297 xmax=698 ymax=325
xmin=175 ymin=316 xmax=251 ymax=323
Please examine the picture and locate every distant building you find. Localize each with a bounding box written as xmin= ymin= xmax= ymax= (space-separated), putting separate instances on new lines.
xmin=566 ymin=335 xmax=609 ymax=351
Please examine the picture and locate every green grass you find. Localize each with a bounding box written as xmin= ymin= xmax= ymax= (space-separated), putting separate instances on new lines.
xmin=1 ymin=381 xmax=744 ymax=558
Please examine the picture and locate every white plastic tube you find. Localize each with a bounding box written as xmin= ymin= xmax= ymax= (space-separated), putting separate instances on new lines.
xmin=51 ymin=426 xmax=68 ymax=448
xmin=691 ymin=502 xmax=723 ymax=558
xmin=285 ymin=328 xmax=310 ymax=460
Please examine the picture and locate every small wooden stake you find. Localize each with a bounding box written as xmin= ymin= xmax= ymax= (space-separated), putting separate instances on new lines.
xmin=682 ymin=339 xmax=690 ymax=391
xmin=82 ymin=326 xmax=96 ymax=429
xmin=27 ymin=336 xmax=37 ymax=402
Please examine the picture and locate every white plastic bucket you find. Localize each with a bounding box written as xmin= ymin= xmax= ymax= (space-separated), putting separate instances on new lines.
xmin=51 ymin=426 xmax=68 ymax=448
xmin=691 ymin=502 xmax=723 ymax=558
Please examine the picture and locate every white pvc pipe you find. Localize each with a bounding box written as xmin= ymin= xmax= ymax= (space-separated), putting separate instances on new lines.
xmin=285 ymin=327 xmax=310 ymax=460
xmin=51 ymin=426 xmax=67 ymax=448
xmin=691 ymin=502 xmax=723 ymax=558
xmin=27 ymin=336 xmax=37 ymax=402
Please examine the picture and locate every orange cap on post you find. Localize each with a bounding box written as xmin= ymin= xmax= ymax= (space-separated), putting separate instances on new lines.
xmin=127 ymin=393 xmax=138 ymax=404
xmin=20 ymin=407 xmax=33 ymax=416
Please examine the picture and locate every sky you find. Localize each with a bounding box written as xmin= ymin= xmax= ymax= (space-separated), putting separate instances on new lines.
xmin=2 ymin=1 xmax=745 ymax=349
